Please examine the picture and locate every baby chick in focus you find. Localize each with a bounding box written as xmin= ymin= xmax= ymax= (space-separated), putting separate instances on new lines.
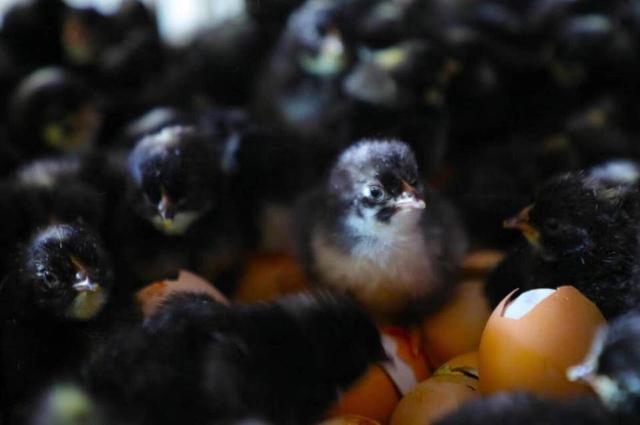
xmin=487 ymin=171 xmax=640 ymax=318
xmin=294 ymin=139 xmax=467 ymax=323
xmin=0 ymin=223 xmax=114 ymax=423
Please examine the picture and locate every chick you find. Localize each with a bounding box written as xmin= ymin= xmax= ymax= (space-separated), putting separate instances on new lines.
xmin=434 ymin=392 xmax=612 ymax=425
xmin=568 ymin=310 xmax=640 ymax=421
xmin=486 ymin=171 xmax=640 ymax=318
xmin=197 ymin=106 xmax=314 ymax=253
xmin=113 ymin=125 xmax=242 ymax=286
xmin=0 ymin=223 xmax=114 ymax=423
xmin=8 ymin=67 xmax=101 ymax=158
xmin=125 ymin=126 xmax=221 ymax=235
xmin=294 ymin=139 xmax=468 ymax=323
xmin=82 ymin=291 xmax=384 ymax=425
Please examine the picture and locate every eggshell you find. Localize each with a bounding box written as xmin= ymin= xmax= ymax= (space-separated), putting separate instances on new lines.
xmin=232 ymin=254 xmax=310 ymax=302
xmin=478 ymin=286 xmax=605 ymax=397
xmin=136 ymin=269 xmax=228 ymax=317
xmin=421 ymin=280 xmax=491 ymax=368
xmin=328 ymin=327 xmax=430 ymax=424
xmin=319 ymin=415 xmax=381 ymax=425
xmin=389 ymin=372 xmax=480 ymax=425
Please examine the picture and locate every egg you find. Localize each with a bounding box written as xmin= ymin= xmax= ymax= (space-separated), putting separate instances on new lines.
xmin=328 ymin=327 xmax=430 ymax=424
xmin=135 ymin=269 xmax=228 ymax=318
xmin=232 ymin=254 xmax=310 ymax=302
xmin=389 ymin=368 xmax=480 ymax=425
xmin=319 ymin=415 xmax=382 ymax=425
xmin=479 ymin=286 xmax=605 ymax=397
xmin=421 ymin=280 xmax=491 ymax=368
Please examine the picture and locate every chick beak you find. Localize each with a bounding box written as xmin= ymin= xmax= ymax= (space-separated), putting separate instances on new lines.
xmin=395 ymin=180 xmax=426 ymax=210
xmin=504 ymin=204 xmax=540 ymax=247
xmin=157 ymin=191 xmax=175 ymax=230
xmin=72 ymin=278 xmax=101 ymax=293
xmin=70 ymin=256 xmax=99 ymax=292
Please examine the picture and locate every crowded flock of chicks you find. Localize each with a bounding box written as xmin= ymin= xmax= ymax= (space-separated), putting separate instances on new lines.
xmin=2 ymin=0 xmax=640 ymax=424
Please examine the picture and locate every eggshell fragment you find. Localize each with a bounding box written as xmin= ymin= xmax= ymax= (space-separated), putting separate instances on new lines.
xmin=389 ymin=372 xmax=480 ymax=425
xmin=232 ymin=254 xmax=310 ymax=302
xmin=478 ymin=286 xmax=605 ymax=397
xmin=421 ymin=280 xmax=491 ymax=368
xmin=136 ymin=269 xmax=228 ymax=317
xmin=328 ymin=327 xmax=430 ymax=424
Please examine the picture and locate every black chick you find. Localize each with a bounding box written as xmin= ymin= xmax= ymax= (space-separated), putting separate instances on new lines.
xmin=196 ymin=106 xmax=315 ymax=253
xmin=8 ymin=67 xmax=101 ymax=159
xmin=294 ymin=139 xmax=468 ymax=324
xmin=0 ymin=223 xmax=115 ymax=424
xmin=434 ymin=392 xmax=612 ymax=425
xmin=568 ymin=310 xmax=640 ymax=422
xmin=81 ymin=291 xmax=384 ymax=425
xmin=486 ymin=171 xmax=640 ymax=318
xmin=112 ymin=125 xmax=242 ymax=286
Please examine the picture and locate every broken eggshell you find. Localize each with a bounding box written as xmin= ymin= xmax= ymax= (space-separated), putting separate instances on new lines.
xmin=478 ymin=286 xmax=605 ymax=397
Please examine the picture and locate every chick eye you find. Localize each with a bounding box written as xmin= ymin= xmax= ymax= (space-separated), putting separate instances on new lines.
xmin=544 ymin=218 xmax=560 ymax=233
xmin=368 ymin=186 xmax=384 ymax=201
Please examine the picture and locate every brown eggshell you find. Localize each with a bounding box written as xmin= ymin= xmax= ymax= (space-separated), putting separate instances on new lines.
xmin=478 ymin=286 xmax=606 ymax=397
xmin=389 ymin=373 xmax=480 ymax=425
xmin=381 ymin=327 xmax=431 ymax=385
xmin=421 ymin=280 xmax=491 ymax=368
xmin=328 ymin=365 xmax=401 ymax=424
xmin=136 ymin=269 xmax=228 ymax=318
xmin=329 ymin=327 xmax=431 ymax=424
xmin=232 ymin=254 xmax=310 ymax=302
xmin=319 ymin=415 xmax=382 ymax=425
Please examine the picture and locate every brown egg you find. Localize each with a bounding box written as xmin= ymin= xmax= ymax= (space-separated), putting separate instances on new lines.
xmin=319 ymin=415 xmax=381 ymax=425
xmin=135 ymin=269 xmax=228 ymax=318
xmin=421 ymin=280 xmax=491 ymax=368
xmin=389 ymin=371 xmax=480 ymax=425
xmin=232 ymin=254 xmax=310 ymax=302
xmin=479 ymin=286 xmax=606 ymax=397
xmin=328 ymin=328 xmax=430 ymax=424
